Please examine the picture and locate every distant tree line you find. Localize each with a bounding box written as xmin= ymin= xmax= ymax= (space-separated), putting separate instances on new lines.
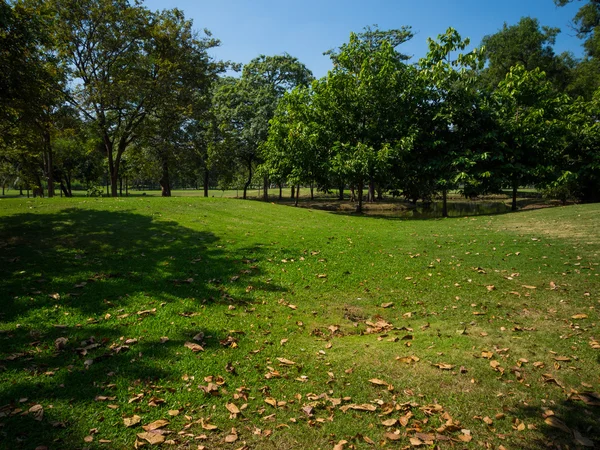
xmin=1 ymin=0 xmax=599 ymax=213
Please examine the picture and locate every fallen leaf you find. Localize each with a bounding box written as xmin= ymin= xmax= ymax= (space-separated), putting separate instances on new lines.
xmin=368 ymin=378 xmax=388 ymax=386
xmin=381 ymin=418 xmax=398 ymax=426
xmin=571 ymin=314 xmax=588 ymax=320
xmin=224 ymin=428 xmax=238 ymax=443
xmin=544 ymin=416 xmax=571 ymax=434
xmin=381 ymin=302 xmax=394 ymax=308
xmin=333 ymin=440 xmax=348 ymax=450
xmin=276 ymin=357 xmax=296 ymax=366
xmin=137 ymin=431 xmax=165 ymax=445
xmin=142 ymin=419 xmax=169 ymax=431
xmin=340 ymin=403 xmax=377 ymax=412
xmin=124 ymin=415 xmax=142 ymax=427
xmin=184 ymin=341 xmax=204 ymax=352
xmin=29 ymin=404 xmax=44 ymax=421
xmin=434 ymin=363 xmax=454 ymax=370
xmin=226 ymin=403 xmax=241 ymax=415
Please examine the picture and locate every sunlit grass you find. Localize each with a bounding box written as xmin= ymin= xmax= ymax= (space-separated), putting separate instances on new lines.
xmin=0 ymin=197 xmax=598 ymax=449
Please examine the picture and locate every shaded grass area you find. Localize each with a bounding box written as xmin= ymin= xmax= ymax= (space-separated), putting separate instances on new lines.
xmin=0 ymin=197 xmax=599 ymax=449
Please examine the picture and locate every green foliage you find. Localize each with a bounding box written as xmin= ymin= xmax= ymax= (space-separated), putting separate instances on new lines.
xmin=481 ymin=17 xmax=571 ymax=90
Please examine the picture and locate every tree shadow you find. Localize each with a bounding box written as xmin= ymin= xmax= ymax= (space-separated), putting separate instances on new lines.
xmin=0 ymin=207 xmax=282 ymax=448
xmin=511 ymin=397 xmax=600 ymax=449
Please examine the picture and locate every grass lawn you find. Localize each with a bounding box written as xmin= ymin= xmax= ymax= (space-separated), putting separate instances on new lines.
xmin=0 ymin=197 xmax=598 ymax=449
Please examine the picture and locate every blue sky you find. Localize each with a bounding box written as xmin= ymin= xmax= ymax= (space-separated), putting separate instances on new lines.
xmin=144 ymin=0 xmax=584 ymax=78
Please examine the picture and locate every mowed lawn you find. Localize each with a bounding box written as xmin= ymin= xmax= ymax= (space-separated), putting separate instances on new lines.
xmin=0 ymin=197 xmax=598 ymax=450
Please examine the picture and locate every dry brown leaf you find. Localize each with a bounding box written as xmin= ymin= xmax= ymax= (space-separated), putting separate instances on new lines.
xmin=333 ymin=440 xmax=348 ymax=450
xmin=571 ymin=314 xmax=588 ymax=320
xmin=137 ymin=432 xmax=165 ymax=445
xmin=381 ymin=302 xmax=394 ymax=308
xmin=226 ymin=403 xmax=241 ymax=415
xmin=142 ymin=419 xmax=169 ymax=431
xmin=200 ymin=419 xmax=218 ymax=430
xmin=29 ymin=404 xmax=43 ymax=421
xmin=409 ymin=436 xmax=423 ymax=446
xmin=265 ymin=397 xmax=278 ymax=407
xmin=544 ymin=416 xmax=571 ymax=434
xmin=276 ymin=357 xmax=296 ymax=365
xmin=184 ymin=341 xmax=204 ymax=352
xmin=385 ymin=432 xmax=402 ymax=441
xmin=340 ymin=403 xmax=377 ymax=412
xmin=434 ymin=363 xmax=454 ymax=370
xmin=368 ymin=378 xmax=388 ymax=386
xmin=123 ymin=415 xmax=142 ymax=428
xmin=224 ymin=428 xmax=238 ymax=443
xmin=522 ymin=285 xmax=537 ymax=289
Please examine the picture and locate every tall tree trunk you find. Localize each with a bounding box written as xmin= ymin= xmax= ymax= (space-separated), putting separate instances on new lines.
xmin=278 ymin=183 xmax=282 ymax=200
xmin=43 ymin=128 xmax=54 ymax=197
xmin=119 ymin=175 xmax=123 ymax=197
xmin=310 ymin=183 xmax=314 ymax=200
xmin=65 ymin=173 xmax=72 ymax=197
xmin=295 ymin=185 xmax=300 ymax=207
xmin=203 ymin=167 xmax=209 ymax=197
xmin=263 ymin=177 xmax=269 ymax=201
xmin=442 ymin=188 xmax=448 ymax=218
xmin=368 ymin=178 xmax=375 ymax=203
xmin=356 ymin=182 xmax=363 ymax=213
xmin=243 ymin=159 xmax=252 ymax=200
xmin=291 ymin=186 xmax=295 ymax=199
xmin=159 ymin=154 xmax=171 ymax=197
xmin=512 ymin=182 xmax=518 ymax=211
xmin=125 ymin=176 xmax=128 ymax=196
xmin=338 ymin=184 xmax=344 ymax=201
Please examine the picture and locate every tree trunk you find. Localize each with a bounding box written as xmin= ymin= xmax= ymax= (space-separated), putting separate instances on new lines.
xmin=65 ymin=173 xmax=72 ymax=197
xmin=512 ymin=182 xmax=518 ymax=211
xmin=291 ymin=186 xmax=295 ymax=199
xmin=442 ymin=188 xmax=448 ymax=218
xmin=368 ymin=178 xmax=375 ymax=203
xmin=356 ymin=182 xmax=363 ymax=213
xmin=159 ymin=154 xmax=171 ymax=197
xmin=295 ymin=185 xmax=300 ymax=207
xmin=263 ymin=177 xmax=269 ymax=201
xmin=243 ymin=159 xmax=252 ymax=200
xmin=278 ymin=183 xmax=282 ymax=200
xmin=338 ymin=184 xmax=344 ymax=201
xmin=119 ymin=175 xmax=123 ymax=197
xmin=310 ymin=183 xmax=314 ymax=200
xmin=203 ymin=167 xmax=209 ymax=197
xmin=43 ymin=128 xmax=54 ymax=198
xmin=125 ymin=176 xmax=128 ymax=196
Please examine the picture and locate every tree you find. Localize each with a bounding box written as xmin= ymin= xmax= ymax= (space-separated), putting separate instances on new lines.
xmin=417 ymin=28 xmax=486 ymax=216
xmin=49 ymin=0 xmax=220 ymax=197
xmin=211 ymin=54 xmax=313 ymax=200
xmin=492 ymin=64 xmax=568 ymax=210
xmin=481 ymin=17 xmax=572 ymax=91
xmin=314 ymin=28 xmax=419 ymax=212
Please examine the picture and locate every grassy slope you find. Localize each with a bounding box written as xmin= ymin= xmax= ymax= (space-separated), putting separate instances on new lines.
xmin=0 ymin=197 xmax=598 ymax=449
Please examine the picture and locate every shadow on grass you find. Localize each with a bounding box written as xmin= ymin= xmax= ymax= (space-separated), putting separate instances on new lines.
xmin=0 ymin=207 xmax=282 ymax=449
xmin=511 ymin=398 xmax=600 ymax=449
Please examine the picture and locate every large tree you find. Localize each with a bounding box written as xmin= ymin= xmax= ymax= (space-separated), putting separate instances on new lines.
xmin=49 ymin=0 xmax=219 ymax=197
xmin=211 ymin=54 xmax=313 ymax=200
xmin=492 ymin=64 xmax=568 ymax=210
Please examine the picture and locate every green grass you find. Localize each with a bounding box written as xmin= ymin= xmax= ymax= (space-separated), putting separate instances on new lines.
xmin=0 ymin=197 xmax=598 ymax=449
